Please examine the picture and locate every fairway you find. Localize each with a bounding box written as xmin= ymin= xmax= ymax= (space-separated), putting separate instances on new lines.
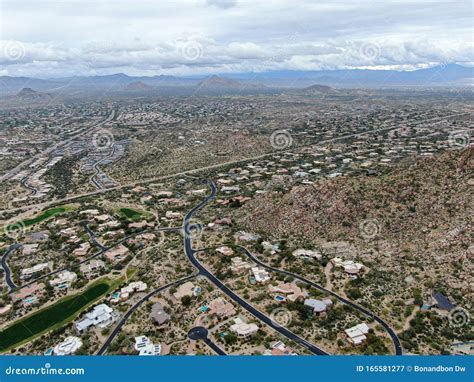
xmin=119 ymin=207 xmax=145 ymax=221
xmin=3 ymin=207 xmax=69 ymax=234
xmin=22 ymin=207 xmax=67 ymax=227
xmin=0 ymin=282 xmax=109 ymax=352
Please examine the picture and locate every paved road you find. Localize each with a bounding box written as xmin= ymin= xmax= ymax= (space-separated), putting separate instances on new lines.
xmin=97 ymin=274 xmax=197 ymax=355
xmin=90 ymin=143 xmax=117 ymax=190
xmin=20 ymin=175 xmax=38 ymax=196
xmin=188 ymin=326 xmax=226 ymax=355
xmin=182 ymin=180 xmax=329 ymax=355
xmin=2 ymin=111 xmax=467 ymax=216
xmin=82 ymin=222 xmax=107 ymax=251
xmin=1 ymin=244 xmax=21 ymax=291
xmin=236 ymin=245 xmax=403 ymax=355
xmin=0 ymin=109 xmax=116 ymax=183
xmin=9 ymin=226 xmax=180 ymax=294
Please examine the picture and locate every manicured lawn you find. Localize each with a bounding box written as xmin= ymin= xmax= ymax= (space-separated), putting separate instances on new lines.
xmin=3 ymin=207 xmax=70 ymax=234
xmin=119 ymin=207 xmax=145 ymax=221
xmin=22 ymin=207 xmax=67 ymax=227
xmin=0 ymin=281 xmax=110 ymax=352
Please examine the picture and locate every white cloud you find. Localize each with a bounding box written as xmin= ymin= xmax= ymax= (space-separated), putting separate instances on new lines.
xmin=0 ymin=0 xmax=472 ymax=77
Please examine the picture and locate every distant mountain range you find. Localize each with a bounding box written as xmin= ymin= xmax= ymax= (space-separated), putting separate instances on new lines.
xmin=125 ymin=81 xmax=153 ymax=91
xmin=0 ymin=64 xmax=471 ymax=96
xmin=16 ymin=87 xmax=52 ymax=101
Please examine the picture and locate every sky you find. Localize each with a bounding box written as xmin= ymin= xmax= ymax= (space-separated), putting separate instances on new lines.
xmin=0 ymin=0 xmax=472 ymax=78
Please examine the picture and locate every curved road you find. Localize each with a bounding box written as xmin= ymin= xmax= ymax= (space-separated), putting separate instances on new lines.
xmin=1 ymin=244 xmax=21 ymax=291
xmin=183 ymin=180 xmax=329 ymax=355
xmin=1 ymin=112 xmax=467 ymax=216
xmin=10 ymin=226 xmax=180 ymax=294
xmin=188 ymin=326 xmax=226 ymax=355
xmin=90 ymin=143 xmax=117 ymax=190
xmin=97 ymin=274 xmax=197 ymax=355
xmin=82 ymin=222 xmax=107 ymax=251
xmin=236 ymin=245 xmax=403 ymax=355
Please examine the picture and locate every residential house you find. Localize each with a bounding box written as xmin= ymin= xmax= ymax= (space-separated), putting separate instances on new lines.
xmin=230 ymin=257 xmax=252 ymax=273
xmin=53 ymin=336 xmax=82 ymax=355
xmin=345 ymin=323 xmax=370 ymax=346
xmin=304 ymin=298 xmax=333 ymax=316
xmin=208 ymin=297 xmax=236 ymax=318
xmin=269 ymin=282 xmax=305 ymax=302
xmin=230 ymin=317 xmax=259 ymax=337
xmin=75 ymin=304 xmax=116 ymax=333
xmin=292 ymin=249 xmax=322 ymax=261
xmin=104 ymin=244 xmax=128 ymax=262
xmin=80 ymin=259 xmax=105 ymax=276
xmin=134 ymin=336 xmax=161 ymax=356
xmin=150 ymin=302 xmax=171 ymax=325
xmin=216 ymin=246 xmax=234 ymax=257
xmin=50 ymin=270 xmax=77 ymax=288
xmin=173 ymin=281 xmax=196 ymax=300
xmin=251 ymin=267 xmax=271 ymax=283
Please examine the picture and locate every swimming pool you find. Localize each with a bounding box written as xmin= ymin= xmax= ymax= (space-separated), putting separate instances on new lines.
xmin=23 ymin=297 xmax=37 ymax=304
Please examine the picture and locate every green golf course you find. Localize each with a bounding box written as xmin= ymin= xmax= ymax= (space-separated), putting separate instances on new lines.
xmin=3 ymin=206 xmax=71 ymax=234
xmin=119 ymin=207 xmax=150 ymax=221
xmin=0 ymin=280 xmax=112 ymax=352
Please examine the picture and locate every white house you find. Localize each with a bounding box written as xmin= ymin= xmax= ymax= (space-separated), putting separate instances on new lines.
xmin=53 ymin=336 xmax=83 ymax=355
xmin=134 ymin=335 xmax=162 ymax=356
xmin=292 ymin=249 xmax=322 ymax=261
xmin=50 ymin=270 xmax=77 ymax=288
xmin=75 ymin=304 xmax=115 ymax=333
xmin=345 ymin=323 xmax=370 ymax=345
xmin=251 ymin=267 xmax=271 ymax=283
xmin=21 ymin=262 xmax=52 ymax=279
xmin=230 ymin=317 xmax=259 ymax=337
xmin=331 ymin=257 xmax=365 ymax=276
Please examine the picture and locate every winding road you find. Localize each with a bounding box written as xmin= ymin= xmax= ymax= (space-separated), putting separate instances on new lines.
xmin=82 ymin=222 xmax=107 ymax=251
xmin=183 ymin=179 xmax=403 ymax=355
xmin=90 ymin=143 xmax=117 ymax=190
xmin=9 ymin=226 xmax=180 ymax=294
xmin=235 ymin=245 xmax=403 ymax=355
xmin=182 ymin=180 xmax=329 ymax=355
xmin=1 ymin=244 xmax=21 ymax=291
xmin=2 ymin=112 xmax=467 ymax=216
xmin=97 ymin=274 xmax=197 ymax=355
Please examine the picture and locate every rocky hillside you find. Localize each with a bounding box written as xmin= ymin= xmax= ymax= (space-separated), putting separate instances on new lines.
xmin=239 ymin=148 xmax=473 ymax=251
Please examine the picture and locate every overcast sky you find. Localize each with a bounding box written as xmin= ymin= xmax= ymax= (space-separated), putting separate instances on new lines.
xmin=0 ymin=0 xmax=472 ymax=77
